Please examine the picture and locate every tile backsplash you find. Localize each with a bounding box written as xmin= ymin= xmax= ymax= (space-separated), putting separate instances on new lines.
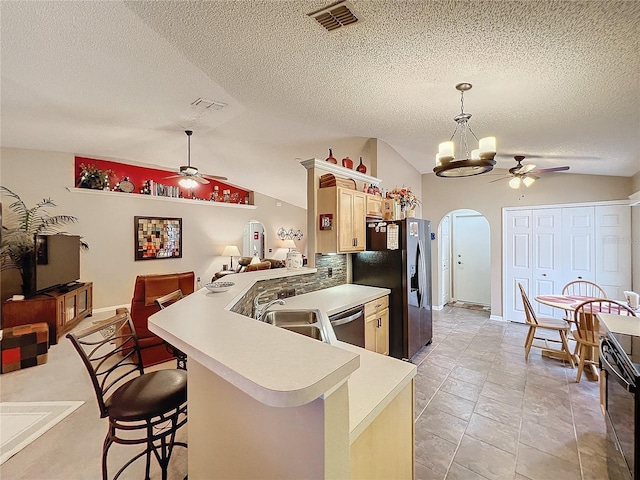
xmin=231 ymin=254 xmax=347 ymax=317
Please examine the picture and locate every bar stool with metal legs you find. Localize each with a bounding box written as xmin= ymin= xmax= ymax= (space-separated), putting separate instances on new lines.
xmin=67 ymin=310 xmax=187 ymax=480
xmin=155 ymin=289 xmax=188 ymax=371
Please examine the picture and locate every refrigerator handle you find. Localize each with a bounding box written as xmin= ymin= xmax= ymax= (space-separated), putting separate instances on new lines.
xmin=417 ymin=239 xmax=427 ymax=308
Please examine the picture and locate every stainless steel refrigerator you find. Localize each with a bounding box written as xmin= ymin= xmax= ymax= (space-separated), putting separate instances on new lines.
xmin=352 ymin=218 xmax=432 ymax=360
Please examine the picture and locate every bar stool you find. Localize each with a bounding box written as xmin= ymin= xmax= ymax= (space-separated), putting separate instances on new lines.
xmin=67 ymin=310 xmax=187 ymax=480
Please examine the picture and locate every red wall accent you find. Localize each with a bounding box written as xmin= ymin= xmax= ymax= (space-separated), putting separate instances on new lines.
xmin=74 ymin=156 xmax=251 ymax=204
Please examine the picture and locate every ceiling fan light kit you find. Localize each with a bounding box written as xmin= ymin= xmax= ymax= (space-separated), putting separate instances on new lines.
xmin=165 ymin=130 xmax=228 ymax=188
xmin=433 ymin=83 xmax=496 ymax=178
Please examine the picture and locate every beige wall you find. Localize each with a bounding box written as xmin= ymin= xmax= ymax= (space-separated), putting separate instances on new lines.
xmin=374 ymin=139 xmax=423 ymax=218
xmin=422 ymin=170 xmax=634 ymax=317
xmin=1 ymin=147 xmax=306 ymax=308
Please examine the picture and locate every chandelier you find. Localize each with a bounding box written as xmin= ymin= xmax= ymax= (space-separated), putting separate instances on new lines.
xmin=433 ymin=83 xmax=496 ymax=177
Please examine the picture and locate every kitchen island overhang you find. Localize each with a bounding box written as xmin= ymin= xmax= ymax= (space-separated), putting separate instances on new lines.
xmin=149 ymin=268 xmax=416 ymax=479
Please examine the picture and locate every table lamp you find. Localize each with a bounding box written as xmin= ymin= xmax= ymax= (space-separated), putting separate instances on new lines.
xmin=222 ymin=245 xmax=241 ymax=270
xmin=282 ymin=239 xmax=297 ymax=252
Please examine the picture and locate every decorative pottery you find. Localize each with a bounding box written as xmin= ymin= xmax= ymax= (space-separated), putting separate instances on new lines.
xmin=325 ymin=148 xmax=337 ymax=164
xmin=356 ymin=157 xmax=367 ymax=174
xmin=341 ymin=156 xmax=353 ymax=169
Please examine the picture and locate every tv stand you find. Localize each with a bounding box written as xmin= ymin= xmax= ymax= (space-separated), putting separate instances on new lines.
xmin=2 ymin=282 xmax=92 ymax=345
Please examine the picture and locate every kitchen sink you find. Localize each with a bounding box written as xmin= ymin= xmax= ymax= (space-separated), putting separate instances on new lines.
xmin=261 ymin=309 xmax=328 ymax=343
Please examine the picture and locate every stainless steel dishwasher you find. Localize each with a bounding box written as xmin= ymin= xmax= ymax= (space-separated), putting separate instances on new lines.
xmin=329 ymin=306 xmax=365 ymax=348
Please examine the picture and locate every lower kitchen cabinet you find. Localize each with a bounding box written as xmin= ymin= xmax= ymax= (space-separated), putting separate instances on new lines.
xmin=350 ymin=380 xmax=414 ymax=479
xmin=364 ymin=295 xmax=389 ymax=355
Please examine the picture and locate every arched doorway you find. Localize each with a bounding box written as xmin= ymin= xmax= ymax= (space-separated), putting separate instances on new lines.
xmin=437 ymin=209 xmax=491 ymax=307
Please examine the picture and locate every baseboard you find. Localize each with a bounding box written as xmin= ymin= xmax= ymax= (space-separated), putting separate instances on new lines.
xmin=489 ymin=314 xmax=504 ymax=322
xmin=92 ymin=303 xmax=129 ymax=314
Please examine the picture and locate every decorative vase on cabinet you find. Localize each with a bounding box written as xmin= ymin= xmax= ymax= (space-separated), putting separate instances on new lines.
xmin=356 ymin=157 xmax=367 ymax=174
xmin=341 ymin=156 xmax=353 ymax=169
xmin=326 ymin=149 xmax=337 ymax=164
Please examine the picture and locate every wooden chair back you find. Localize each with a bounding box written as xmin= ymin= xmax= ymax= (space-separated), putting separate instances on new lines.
xmin=155 ymin=289 xmax=184 ymax=309
xmin=518 ymin=283 xmax=539 ymax=326
xmin=562 ymin=280 xmax=607 ymax=299
xmin=573 ymin=299 xmax=636 ymax=346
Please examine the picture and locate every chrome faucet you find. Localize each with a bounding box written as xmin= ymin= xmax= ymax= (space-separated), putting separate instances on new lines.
xmin=254 ymin=291 xmax=286 ymax=322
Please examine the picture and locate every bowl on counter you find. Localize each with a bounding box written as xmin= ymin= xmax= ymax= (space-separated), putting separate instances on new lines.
xmin=205 ymin=281 xmax=235 ymax=293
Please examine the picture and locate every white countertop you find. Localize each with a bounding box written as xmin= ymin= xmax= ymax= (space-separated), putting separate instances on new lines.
xmin=148 ymin=268 xmax=415 ymax=428
xmin=598 ymin=312 xmax=640 ymax=337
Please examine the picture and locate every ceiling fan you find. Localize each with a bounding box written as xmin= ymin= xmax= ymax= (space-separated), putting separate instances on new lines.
xmin=164 ymin=130 xmax=227 ymax=188
xmin=489 ymin=155 xmax=570 ymax=189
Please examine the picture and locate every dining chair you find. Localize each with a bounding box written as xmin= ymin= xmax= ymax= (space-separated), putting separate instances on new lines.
xmin=518 ymin=283 xmax=575 ymax=368
xmin=561 ymin=280 xmax=608 ymax=329
xmin=562 ymin=280 xmax=608 ymax=299
xmin=67 ymin=311 xmax=187 ymax=480
xmin=155 ymin=289 xmax=188 ymax=370
xmin=572 ymin=299 xmax=636 ymax=382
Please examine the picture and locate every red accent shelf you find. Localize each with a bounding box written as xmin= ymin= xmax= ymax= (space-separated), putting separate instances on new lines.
xmin=74 ymin=156 xmax=252 ymax=205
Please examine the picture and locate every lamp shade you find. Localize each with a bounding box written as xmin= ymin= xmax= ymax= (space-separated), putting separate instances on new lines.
xmin=282 ymin=239 xmax=297 ymax=250
xmin=249 ymin=255 xmax=261 ymax=265
xmin=222 ymin=245 xmax=241 ymax=257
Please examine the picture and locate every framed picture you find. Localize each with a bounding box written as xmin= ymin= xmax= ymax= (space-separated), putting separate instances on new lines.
xmin=134 ymin=216 xmax=182 ymax=261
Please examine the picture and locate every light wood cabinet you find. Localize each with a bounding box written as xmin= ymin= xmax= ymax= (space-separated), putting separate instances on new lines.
xmin=365 ymin=194 xmax=383 ymax=219
xmin=364 ymin=295 xmax=389 ymax=355
xmin=317 ymin=187 xmax=366 ymax=253
xmin=2 ymin=282 xmax=92 ymax=345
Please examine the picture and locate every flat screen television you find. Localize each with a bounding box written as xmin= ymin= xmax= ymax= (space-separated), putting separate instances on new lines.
xmin=34 ymin=234 xmax=81 ymax=293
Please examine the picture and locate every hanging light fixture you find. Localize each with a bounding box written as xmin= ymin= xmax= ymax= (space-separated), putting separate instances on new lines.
xmin=433 ymin=83 xmax=496 ymax=177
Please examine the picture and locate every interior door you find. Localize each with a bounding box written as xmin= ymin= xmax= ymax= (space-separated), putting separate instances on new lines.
xmin=532 ymin=209 xmax=563 ymax=319
xmin=452 ymin=211 xmax=490 ymax=305
xmin=562 ymin=206 xmax=596 ymax=284
xmin=439 ymin=215 xmax=451 ymax=307
xmin=504 ymin=210 xmax=531 ymax=323
xmin=596 ymin=205 xmax=632 ymax=299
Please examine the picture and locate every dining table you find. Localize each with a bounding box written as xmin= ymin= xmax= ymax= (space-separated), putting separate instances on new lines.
xmin=535 ymin=294 xmax=636 ymax=380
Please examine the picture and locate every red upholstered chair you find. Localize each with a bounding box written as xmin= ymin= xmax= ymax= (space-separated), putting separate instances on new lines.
xmin=130 ymin=271 xmax=195 ymax=367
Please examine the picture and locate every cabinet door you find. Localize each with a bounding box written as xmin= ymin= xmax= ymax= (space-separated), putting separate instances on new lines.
xmin=595 ymin=205 xmax=631 ymax=299
xmin=337 ymin=190 xmax=366 ymax=252
xmin=366 ymin=194 xmax=382 ymax=218
xmin=351 ymin=192 xmax=366 ymax=251
xmin=562 ymin=207 xmax=596 ymax=283
xmin=57 ymin=297 xmax=66 ymax=328
xmin=338 ymin=189 xmax=356 ymax=252
xmin=365 ymin=314 xmax=377 ymax=351
xmin=375 ymin=308 xmax=389 ymax=355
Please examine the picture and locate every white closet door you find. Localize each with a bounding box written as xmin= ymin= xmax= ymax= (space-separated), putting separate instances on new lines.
xmin=596 ymin=205 xmax=632 ymax=300
xmin=440 ymin=214 xmax=451 ymax=306
xmin=532 ymin=209 xmax=563 ymax=319
xmin=562 ymin=207 xmax=596 ymax=284
xmin=504 ymin=210 xmax=532 ymax=322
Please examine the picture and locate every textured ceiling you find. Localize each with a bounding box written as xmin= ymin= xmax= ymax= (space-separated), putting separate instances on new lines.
xmin=1 ymin=1 xmax=639 ymax=207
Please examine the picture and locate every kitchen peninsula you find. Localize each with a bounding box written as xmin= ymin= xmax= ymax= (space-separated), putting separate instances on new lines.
xmin=149 ymin=268 xmax=416 ymax=479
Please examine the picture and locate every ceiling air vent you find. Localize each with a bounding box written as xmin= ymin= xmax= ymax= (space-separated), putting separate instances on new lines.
xmin=191 ymin=98 xmax=227 ymax=111
xmin=308 ymin=1 xmax=359 ymax=31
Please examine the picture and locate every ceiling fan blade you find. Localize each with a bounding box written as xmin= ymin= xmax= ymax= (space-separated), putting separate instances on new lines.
xmin=498 ymin=152 xmax=599 ymax=160
xmin=193 ymin=175 xmax=210 ymax=185
xmin=519 ymin=164 xmax=537 ymax=174
xmin=530 ymin=166 xmax=570 ymax=174
xmin=164 ymin=174 xmax=183 ymax=179
xmin=488 ymin=176 xmax=510 ymax=184
xmin=202 ymin=174 xmax=228 ymax=181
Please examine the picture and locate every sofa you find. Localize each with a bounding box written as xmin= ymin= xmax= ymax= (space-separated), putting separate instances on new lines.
xmin=130 ymin=271 xmax=195 ymax=367
xmin=213 ymin=257 xmax=285 ymax=281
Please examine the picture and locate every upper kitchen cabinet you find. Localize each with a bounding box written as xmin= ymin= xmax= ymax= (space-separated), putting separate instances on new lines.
xmin=317 ymin=187 xmax=366 ymax=253
xmin=301 ymin=158 xmax=382 ymax=262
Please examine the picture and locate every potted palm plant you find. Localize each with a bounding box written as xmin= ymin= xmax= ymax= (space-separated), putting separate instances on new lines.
xmin=1 ymin=186 xmax=87 ymax=296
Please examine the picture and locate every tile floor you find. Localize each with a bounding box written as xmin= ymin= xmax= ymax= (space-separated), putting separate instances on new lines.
xmin=412 ymin=305 xmax=608 ymax=480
